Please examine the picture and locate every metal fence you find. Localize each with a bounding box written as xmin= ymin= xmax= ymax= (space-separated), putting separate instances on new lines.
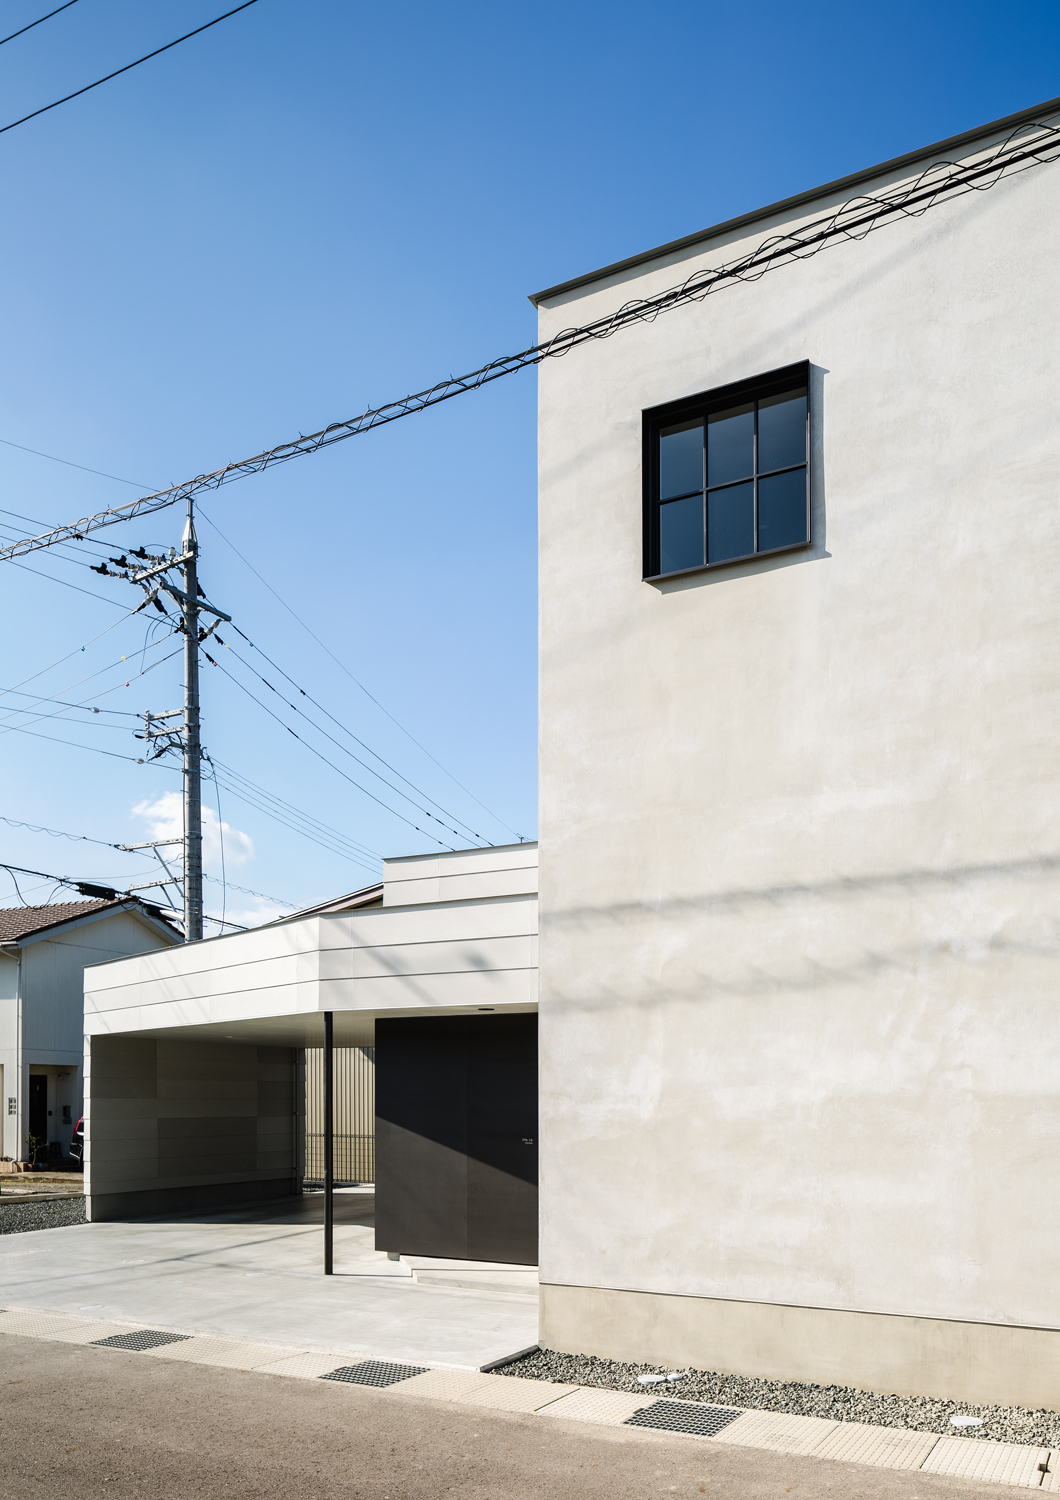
xmin=304 ymin=1045 xmax=375 ymax=1184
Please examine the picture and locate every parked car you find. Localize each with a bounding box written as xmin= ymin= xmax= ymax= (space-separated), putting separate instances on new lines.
xmin=69 ymin=1116 xmax=84 ymax=1169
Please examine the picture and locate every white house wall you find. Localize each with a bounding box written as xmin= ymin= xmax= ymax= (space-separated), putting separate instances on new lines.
xmin=0 ymin=951 xmax=17 ymax=1158
xmin=535 ymin=117 xmax=1060 ymax=1407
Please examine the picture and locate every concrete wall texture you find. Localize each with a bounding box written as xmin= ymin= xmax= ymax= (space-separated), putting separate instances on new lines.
xmin=86 ymin=1036 xmax=298 ymax=1220
xmin=535 ymin=120 xmax=1060 ymax=1405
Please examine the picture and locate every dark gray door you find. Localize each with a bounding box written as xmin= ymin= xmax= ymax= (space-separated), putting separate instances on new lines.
xmin=28 ymin=1075 xmax=47 ymax=1144
xmin=375 ymin=1014 xmax=538 ymax=1265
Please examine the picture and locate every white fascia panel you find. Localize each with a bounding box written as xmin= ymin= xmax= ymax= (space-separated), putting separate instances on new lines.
xmin=318 ymin=934 xmax=537 ymax=983
xmin=319 ymin=965 xmax=538 ymax=1012
xmin=85 ymin=982 xmax=323 ymax=1037
xmin=319 ymin=895 xmax=538 ymax=949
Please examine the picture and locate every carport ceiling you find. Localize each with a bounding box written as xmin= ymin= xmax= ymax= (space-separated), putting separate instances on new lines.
xmin=109 ymin=1003 xmax=537 ymax=1049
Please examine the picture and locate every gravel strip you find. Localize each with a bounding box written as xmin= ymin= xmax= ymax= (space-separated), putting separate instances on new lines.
xmin=498 ymin=1347 xmax=1060 ymax=1447
xmin=0 ymin=1197 xmax=86 ymax=1234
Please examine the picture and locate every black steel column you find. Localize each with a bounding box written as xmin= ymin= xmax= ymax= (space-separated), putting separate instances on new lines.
xmin=324 ymin=1011 xmax=334 ymax=1275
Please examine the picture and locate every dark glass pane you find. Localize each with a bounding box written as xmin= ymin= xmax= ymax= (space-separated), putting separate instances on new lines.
xmin=707 ymin=403 xmax=753 ymax=487
xmin=707 ymin=481 xmax=753 ymax=564
xmin=757 ymin=468 xmax=807 ymax=553
xmin=659 ymin=420 xmax=703 ymax=500
xmin=758 ymin=388 xmax=806 ymax=473
xmin=659 ymin=495 xmax=704 ymax=574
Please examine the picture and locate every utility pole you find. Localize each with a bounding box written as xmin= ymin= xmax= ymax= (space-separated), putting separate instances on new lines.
xmin=92 ymin=498 xmax=230 ymax=945
xmin=182 ymin=499 xmax=203 ymax=943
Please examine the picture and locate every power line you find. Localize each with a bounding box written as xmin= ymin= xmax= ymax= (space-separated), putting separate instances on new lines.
xmin=200 ymin=511 xmax=523 ymax=841
xmin=0 ymin=812 xmax=296 ymax=911
xmin=0 ymin=687 xmax=139 ymax=718
xmin=0 ymin=440 xmax=147 ymax=490
xmin=0 ymin=606 xmax=145 ymax=706
xmin=0 ymin=1 xmax=261 ymax=138
xmin=227 ymin=627 xmax=489 ymax=843
xmin=0 ymin=640 xmax=183 ymax=733
xmin=8 ymin=557 xmax=131 ymax=608
xmin=2 ymin=116 xmax=1056 ymax=564
xmin=0 ymin=457 xmax=521 ymax=843
xmin=4 ymin=724 xmax=174 ymax=764
xmin=0 ymin=813 xmax=123 ymax=849
xmin=218 ymin=636 xmax=487 ymax=845
xmin=0 ymin=1 xmax=79 ymax=49
xmin=202 ymin=871 xmax=294 ymax=909
xmin=207 ymin=756 xmax=382 ymax=870
xmin=201 ymin=650 xmax=456 ymax=850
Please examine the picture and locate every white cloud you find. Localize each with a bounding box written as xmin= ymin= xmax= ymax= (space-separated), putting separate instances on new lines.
xmin=132 ymin=791 xmax=254 ymax=870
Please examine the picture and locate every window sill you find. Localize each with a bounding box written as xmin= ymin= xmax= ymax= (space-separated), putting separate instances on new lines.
xmin=643 ymin=536 xmax=811 ymax=585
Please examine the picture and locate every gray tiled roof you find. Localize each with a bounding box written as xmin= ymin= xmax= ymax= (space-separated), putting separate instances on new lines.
xmin=0 ymin=899 xmax=178 ymax=944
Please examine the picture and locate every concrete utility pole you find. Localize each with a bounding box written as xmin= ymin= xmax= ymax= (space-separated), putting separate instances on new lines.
xmin=181 ymin=499 xmax=203 ymax=943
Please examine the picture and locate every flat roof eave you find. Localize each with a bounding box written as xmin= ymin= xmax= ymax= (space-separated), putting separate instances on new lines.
xmin=528 ymin=93 xmax=1060 ymax=306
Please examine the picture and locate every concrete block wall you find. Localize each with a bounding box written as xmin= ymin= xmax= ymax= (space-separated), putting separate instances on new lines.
xmin=86 ymin=1035 xmax=300 ymax=1220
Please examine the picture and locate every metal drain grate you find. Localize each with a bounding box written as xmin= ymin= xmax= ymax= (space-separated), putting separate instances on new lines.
xmin=90 ymin=1330 xmax=192 ymax=1352
xmin=625 ymin=1400 xmax=743 ymax=1437
xmin=321 ymin=1360 xmax=428 ymax=1388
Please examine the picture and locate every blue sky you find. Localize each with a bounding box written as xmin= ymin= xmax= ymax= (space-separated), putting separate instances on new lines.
xmin=1 ymin=0 xmax=1057 ymax=926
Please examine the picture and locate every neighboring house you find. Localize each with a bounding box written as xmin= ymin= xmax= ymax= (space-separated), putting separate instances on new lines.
xmin=83 ymin=94 xmax=1060 ymax=1413
xmin=0 ymin=900 xmax=181 ymax=1161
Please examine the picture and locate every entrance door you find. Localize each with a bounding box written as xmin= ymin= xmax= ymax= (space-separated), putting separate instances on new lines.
xmin=28 ymin=1075 xmax=47 ymax=1146
xmin=374 ymin=1014 xmax=538 ymax=1265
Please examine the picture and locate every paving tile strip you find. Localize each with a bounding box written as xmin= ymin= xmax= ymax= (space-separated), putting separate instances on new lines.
xmin=0 ymin=1306 xmax=1053 ymax=1489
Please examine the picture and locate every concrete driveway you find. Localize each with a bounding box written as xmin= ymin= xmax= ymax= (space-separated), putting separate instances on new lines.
xmin=0 ymin=1189 xmax=537 ymax=1368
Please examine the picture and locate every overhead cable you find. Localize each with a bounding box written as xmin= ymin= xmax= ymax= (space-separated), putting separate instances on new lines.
xmin=207 ymin=756 xmax=382 ymax=871
xmin=0 ymin=640 xmax=182 ymax=733
xmin=1 ymin=117 xmax=1057 ymax=565
xmin=0 ymin=606 xmax=145 ymax=706
xmin=0 ymin=1 xmax=80 ymax=49
xmin=219 ymin=635 xmax=486 ymax=845
xmin=0 ymin=1 xmax=261 ymax=138
xmin=227 ymin=626 xmax=488 ymax=843
xmin=201 ymin=652 xmax=456 ymax=849
xmin=200 ymin=510 xmax=524 ymax=841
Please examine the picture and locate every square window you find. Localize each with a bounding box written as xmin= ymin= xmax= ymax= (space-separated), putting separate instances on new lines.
xmin=644 ymin=362 xmax=809 ymax=580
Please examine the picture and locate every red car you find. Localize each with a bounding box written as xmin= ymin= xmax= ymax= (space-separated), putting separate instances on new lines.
xmin=70 ymin=1116 xmax=84 ymax=1169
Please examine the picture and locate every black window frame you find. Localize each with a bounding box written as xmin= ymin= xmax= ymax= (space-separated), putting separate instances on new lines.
xmin=642 ymin=360 xmax=811 ymax=582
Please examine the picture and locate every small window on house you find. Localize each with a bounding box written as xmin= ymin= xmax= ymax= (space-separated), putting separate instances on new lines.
xmin=644 ymin=362 xmax=810 ymax=580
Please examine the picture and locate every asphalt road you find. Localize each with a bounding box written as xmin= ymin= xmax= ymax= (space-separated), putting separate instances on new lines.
xmin=1 ymin=1334 xmax=1005 ymax=1500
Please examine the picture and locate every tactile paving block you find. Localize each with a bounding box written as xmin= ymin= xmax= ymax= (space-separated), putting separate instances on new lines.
xmin=0 ymin=1309 xmax=88 ymax=1339
xmin=814 ymin=1421 xmax=941 ymax=1470
xmin=254 ymin=1352 xmax=358 ymax=1380
xmin=321 ymin=1360 xmax=428 ymax=1388
xmin=386 ymin=1368 xmax=499 ymax=1401
xmin=542 ymin=1388 xmax=657 ymax=1426
xmin=454 ymin=1376 xmax=578 ymax=1413
xmin=141 ymin=1337 xmax=287 ymax=1369
xmin=90 ymin=1330 xmax=192 ymax=1352
xmin=625 ymin=1400 xmax=743 ymax=1438
xmin=920 ymin=1436 xmax=1049 ymax=1487
xmin=711 ymin=1409 xmax=838 ymax=1455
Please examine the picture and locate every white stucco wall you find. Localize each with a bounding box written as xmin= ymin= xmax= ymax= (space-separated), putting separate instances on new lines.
xmin=536 ymin=122 xmax=1060 ymax=1366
